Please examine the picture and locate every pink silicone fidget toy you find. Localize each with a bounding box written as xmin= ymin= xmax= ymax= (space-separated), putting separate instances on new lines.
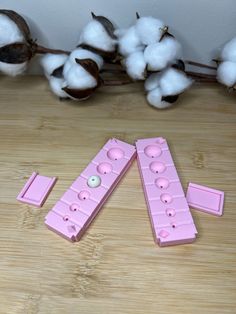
xmin=45 ymin=138 xmax=136 ymax=242
xmin=136 ymin=137 xmax=197 ymax=246
xmin=186 ymin=183 xmax=224 ymax=216
xmin=17 ymin=172 xmax=57 ymax=207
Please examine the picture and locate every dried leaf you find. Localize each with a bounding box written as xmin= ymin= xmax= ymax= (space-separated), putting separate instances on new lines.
xmin=62 ymin=86 xmax=96 ymax=100
xmin=75 ymin=58 xmax=99 ymax=81
xmin=161 ymin=95 xmax=179 ymax=103
xmin=172 ymin=59 xmax=185 ymax=72
xmin=0 ymin=43 xmax=33 ymax=64
xmin=160 ymin=28 xmax=174 ymax=42
xmin=0 ymin=9 xmax=31 ymax=42
xmin=136 ymin=12 xmax=140 ymax=19
xmin=51 ymin=65 xmax=64 ymax=78
xmin=91 ymin=12 xmax=117 ymax=39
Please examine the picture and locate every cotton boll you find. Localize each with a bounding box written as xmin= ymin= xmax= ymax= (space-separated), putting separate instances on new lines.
xmin=68 ymin=48 xmax=103 ymax=69
xmin=135 ymin=16 xmax=165 ymax=45
xmin=63 ymin=63 xmax=97 ymax=89
xmin=0 ymin=13 xmax=25 ymax=47
xmin=217 ymin=61 xmax=236 ymax=87
xmin=144 ymin=37 xmax=181 ymax=71
xmin=144 ymin=72 xmax=161 ymax=91
xmin=147 ymin=87 xmax=172 ymax=109
xmin=159 ymin=68 xmax=192 ymax=96
xmin=125 ymin=51 xmax=146 ymax=80
xmin=0 ymin=61 xmax=27 ymax=76
xmin=79 ymin=20 xmax=116 ymax=52
xmin=49 ymin=77 xmax=68 ymax=98
xmin=40 ymin=53 xmax=68 ymax=78
xmin=114 ymin=28 xmax=127 ymax=37
xmin=118 ymin=26 xmax=144 ymax=56
xmin=221 ymin=37 xmax=236 ymax=63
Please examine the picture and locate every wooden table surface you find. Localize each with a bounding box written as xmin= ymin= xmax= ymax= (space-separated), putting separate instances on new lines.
xmin=0 ymin=76 xmax=235 ymax=314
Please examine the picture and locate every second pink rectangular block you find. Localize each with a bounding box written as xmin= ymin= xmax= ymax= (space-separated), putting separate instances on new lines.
xmin=136 ymin=137 xmax=197 ymax=247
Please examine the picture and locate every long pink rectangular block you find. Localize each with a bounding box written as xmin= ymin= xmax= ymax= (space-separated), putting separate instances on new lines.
xmin=186 ymin=183 xmax=224 ymax=216
xmin=45 ymin=138 xmax=136 ymax=242
xmin=136 ymin=137 xmax=197 ymax=247
xmin=17 ymin=172 xmax=57 ymax=207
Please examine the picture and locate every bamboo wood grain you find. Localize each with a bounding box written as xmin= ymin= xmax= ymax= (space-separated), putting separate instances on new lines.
xmin=0 ymin=76 xmax=235 ymax=314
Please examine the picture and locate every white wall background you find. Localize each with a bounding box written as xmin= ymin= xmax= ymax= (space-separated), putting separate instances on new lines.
xmin=1 ymin=0 xmax=236 ymax=74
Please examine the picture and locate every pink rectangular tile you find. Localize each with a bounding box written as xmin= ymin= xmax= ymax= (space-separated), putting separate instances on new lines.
xmin=17 ymin=172 xmax=57 ymax=207
xmin=136 ymin=137 xmax=197 ymax=246
xmin=45 ymin=138 xmax=136 ymax=242
xmin=186 ymin=183 xmax=224 ymax=216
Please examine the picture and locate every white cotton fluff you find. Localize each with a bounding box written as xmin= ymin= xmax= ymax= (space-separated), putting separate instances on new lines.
xmin=125 ymin=51 xmax=146 ymax=80
xmin=144 ymin=37 xmax=181 ymax=71
xmin=114 ymin=28 xmax=127 ymax=37
xmin=159 ymin=68 xmax=192 ymax=96
xmin=221 ymin=37 xmax=236 ymax=63
xmin=40 ymin=53 xmax=68 ymax=78
xmin=49 ymin=77 xmax=68 ymax=98
xmin=0 ymin=13 xmax=25 ymax=47
xmin=63 ymin=62 xmax=97 ymax=89
xmin=147 ymin=87 xmax=171 ymax=109
xmin=0 ymin=61 xmax=27 ymax=76
xmin=135 ymin=16 xmax=165 ymax=45
xmin=63 ymin=49 xmax=103 ymax=78
xmin=79 ymin=20 xmax=116 ymax=52
xmin=217 ymin=61 xmax=236 ymax=87
xmin=118 ymin=26 xmax=144 ymax=56
xmin=144 ymin=72 xmax=161 ymax=91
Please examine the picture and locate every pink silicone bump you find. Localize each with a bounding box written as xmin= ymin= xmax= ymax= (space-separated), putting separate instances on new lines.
xmin=17 ymin=172 xmax=57 ymax=207
xmin=144 ymin=145 xmax=162 ymax=158
xmin=78 ymin=190 xmax=90 ymax=200
xmin=150 ymin=161 xmax=166 ymax=174
xmin=136 ymin=137 xmax=197 ymax=247
xmin=107 ymin=147 xmax=124 ymax=160
xmin=186 ymin=182 xmax=224 ymax=216
xmin=45 ymin=138 xmax=136 ymax=242
xmin=97 ymin=162 xmax=113 ymax=174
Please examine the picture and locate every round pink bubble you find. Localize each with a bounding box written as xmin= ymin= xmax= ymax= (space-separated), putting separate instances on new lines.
xmin=144 ymin=145 xmax=162 ymax=158
xmin=150 ymin=161 xmax=166 ymax=174
xmin=78 ymin=190 xmax=90 ymax=200
xmin=70 ymin=203 xmax=79 ymax=211
xmin=97 ymin=162 xmax=113 ymax=174
xmin=107 ymin=147 xmax=124 ymax=160
xmin=166 ymin=208 xmax=176 ymax=217
xmin=160 ymin=194 xmax=173 ymax=204
xmin=155 ymin=177 xmax=170 ymax=189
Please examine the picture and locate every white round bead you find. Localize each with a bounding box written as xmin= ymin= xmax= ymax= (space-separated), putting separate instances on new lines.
xmin=87 ymin=175 xmax=101 ymax=188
